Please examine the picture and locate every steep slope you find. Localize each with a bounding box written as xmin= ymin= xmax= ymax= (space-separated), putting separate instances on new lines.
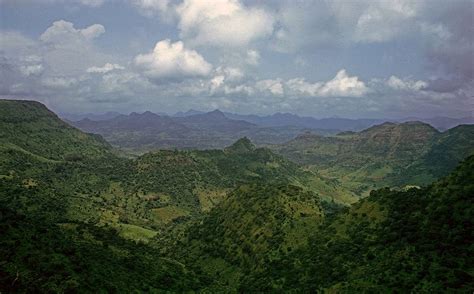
xmin=1 ymin=100 xmax=472 ymax=292
xmin=172 ymin=184 xmax=325 ymax=290
xmin=124 ymin=137 xmax=347 ymax=216
xmin=239 ymin=155 xmax=474 ymax=292
xmin=0 ymin=101 xmax=205 ymax=291
xmin=0 ymin=99 xmax=111 ymax=160
xmin=0 ymin=100 xmax=351 ymax=237
xmin=0 ymin=181 xmax=203 ymax=292
xmin=273 ymin=121 xmax=474 ymax=193
xmin=416 ymin=124 xmax=474 ymax=178
xmin=0 ymin=100 xmax=350 ymax=292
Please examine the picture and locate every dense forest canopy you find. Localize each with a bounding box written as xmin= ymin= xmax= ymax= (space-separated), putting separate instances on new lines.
xmin=0 ymin=100 xmax=472 ymax=292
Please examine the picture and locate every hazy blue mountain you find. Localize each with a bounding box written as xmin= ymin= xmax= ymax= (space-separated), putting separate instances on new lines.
xmin=60 ymin=111 xmax=124 ymax=122
xmin=224 ymin=112 xmax=386 ymax=131
xmin=2 ymin=99 xmax=473 ymax=293
xmin=61 ymin=111 xmax=172 ymax=122
xmin=70 ymin=110 xmax=336 ymax=152
xmin=224 ymin=112 xmax=473 ymax=131
xmin=400 ymin=116 xmax=474 ymax=131
xmin=173 ymin=109 xmax=206 ymax=117
xmin=73 ymin=111 xmax=191 ymax=134
xmin=175 ymin=109 xmax=256 ymax=132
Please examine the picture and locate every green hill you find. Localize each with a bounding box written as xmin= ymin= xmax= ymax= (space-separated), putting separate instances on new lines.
xmin=0 ymin=100 xmax=111 ymax=161
xmin=273 ymin=121 xmax=474 ymax=195
xmin=0 ymin=100 xmax=350 ymax=239
xmin=217 ymin=156 xmax=474 ymax=293
xmin=1 ymin=100 xmax=472 ymax=292
xmin=172 ymin=184 xmax=325 ymax=290
xmin=0 ymin=100 xmax=343 ymax=291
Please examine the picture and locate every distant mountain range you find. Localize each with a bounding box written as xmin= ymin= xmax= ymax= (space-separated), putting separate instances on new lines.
xmin=66 ymin=109 xmax=473 ymax=153
xmin=223 ymin=112 xmax=386 ymax=131
xmin=70 ymin=110 xmax=335 ymax=152
xmin=62 ymin=109 xmax=473 ymax=132
xmin=2 ymin=99 xmax=473 ymax=292
xmin=399 ymin=116 xmax=474 ymax=131
xmin=60 ymin=111 xmax=125 ymax=122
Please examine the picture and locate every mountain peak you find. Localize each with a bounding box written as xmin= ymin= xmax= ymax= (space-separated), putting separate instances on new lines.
xmin=207 ymin=109 xmax=226 ymax=117
xmin=129 ymin=111 xmax=159 ymax=118
xmin=226 ymin=137 xmax=256 ymax=153
xmin=400 ymin=120 xmax=433 ymax=127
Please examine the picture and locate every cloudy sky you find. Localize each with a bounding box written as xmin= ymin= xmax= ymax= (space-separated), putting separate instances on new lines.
xmin=0 ymin=0 xmax=473 ymax=118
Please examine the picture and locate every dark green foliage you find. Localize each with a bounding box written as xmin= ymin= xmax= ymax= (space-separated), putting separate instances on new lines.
xmin=273 ymin=121 xmax=474 ymax=192
xmin=172 ymin=184 xmax=324 ymax=290
xmin=0 ymin=207 xmax=203 ymax=292
xmin=0 ymin=100 xmax=111 ymax=161
xmin=125 ymin=142 xmax=306 ymax=209
xmin=238 ymin=156 xmax=474 ymax=292
xmin=1 ymin=100 xmax=472 ymax=292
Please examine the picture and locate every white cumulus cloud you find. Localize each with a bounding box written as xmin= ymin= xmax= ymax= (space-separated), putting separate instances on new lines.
xmin=134 ymin=39 xmax=212 ymax=80
xmin=176 ymin=0 xmax=274 ymax=47
xmin=387 ymin=75 xmax=428 ymax=91
xmin=286 ymin=70 xmax=370 ymax=97
xmin=40 ymin=20 xmax=105 ymax=44
xmin=319 ymin=69 xmax=370 ymax=97
xmin=256 ymin=79 xmax=284 ymax=96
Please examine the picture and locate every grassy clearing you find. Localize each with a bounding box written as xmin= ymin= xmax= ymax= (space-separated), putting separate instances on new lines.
xmin=152 ymin=206 xmax=190 ymax=224
xmin=195 ymin=187 xmax=228 ymax=212
xmin=116 ymin=223 xmax=157 ymax=243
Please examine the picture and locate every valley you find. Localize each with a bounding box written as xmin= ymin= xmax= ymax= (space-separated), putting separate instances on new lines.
xmin=0 ymin=100 xmax=473 ymax=292
xmin=2 ymin=1 xmax=473 ymax=291
xmin=69 ymin=110 xmax=336 ymax=153
xmin=68 ymin=109 xmax=474 ymax=154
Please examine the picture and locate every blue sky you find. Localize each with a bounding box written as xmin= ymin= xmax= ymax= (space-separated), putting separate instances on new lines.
xmin=0 ymin=0 xmax=472 ymax=118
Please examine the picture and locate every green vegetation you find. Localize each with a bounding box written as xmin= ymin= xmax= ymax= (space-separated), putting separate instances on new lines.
xmin=0 ymin=100 xmax=111 ymax=161
xmin=173 ymin=184 xmax=324 ymax=290
xmin=0 ymin=207 xmax=202 ymax=292
xmin=237 ymin=155 xmax=474 ymax=292
xmin=273 ymin=121 xmax=474 ymax=195
xmin=0 ymin=100 xmax=472 ymax=292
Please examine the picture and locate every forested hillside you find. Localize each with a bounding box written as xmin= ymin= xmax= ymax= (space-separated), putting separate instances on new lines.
xmin=237 ymin=155 xmax=474 ymax=292
xmin=0 ymin=100 xmax=111 ymax=160
xmin=273 ymin=121 xmax=474 ymax=195
xmin=0 ymin=100 xmax=472 ymax=292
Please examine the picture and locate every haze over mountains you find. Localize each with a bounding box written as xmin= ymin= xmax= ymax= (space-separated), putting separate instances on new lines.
xmin=69 ymin=109 xmax=327 ymax=152
xmin=64 ymin=109 xmax=474 ymax=131
xmin=66 ymin=109 xmax=473 ymax=153
xmin=1 ymin=99 xmax=473 ymax=292
xmin=2 ymin=0 xmax=473 ymax=291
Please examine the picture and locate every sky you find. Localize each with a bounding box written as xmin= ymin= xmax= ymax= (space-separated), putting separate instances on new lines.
xmin=0 ymin=0 xmax=473 ymax=118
